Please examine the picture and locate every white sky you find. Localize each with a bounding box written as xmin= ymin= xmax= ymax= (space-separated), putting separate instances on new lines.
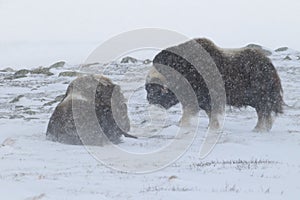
xmin=0 ymin=0 xmax=299 ymax=68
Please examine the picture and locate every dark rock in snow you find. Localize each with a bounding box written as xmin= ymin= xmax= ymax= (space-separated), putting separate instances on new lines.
xmin=14 ymin=69 xmax=30 ymax=77
xmin=58 ymin=71 xmax=81 ymax=77
xmin=46 ymin=75 xmax=137 ymax=145
xmin=24 ymin=110 xmax=36 ymax=115
xmin=0 ymin=67 xmax=15 ymax=72
xmin=3 ymin=69 xmax=29 ymax=79
xmin=43 ymin=94 xmax=65 ymax=106
xmin=246 ymin=44 xmax=272 ymax=56
xmin=9 ymin=95 xmax=25 ymax=103
xmin=31 ymin=67 xmax=54 ymax=76
xmin=120 ymin=56 xmax=138 ymax=64
xmin=7 ymin=67 xmax=53 ymax=79
xmin=283 ymin=56 xmax=292 ymax=60
xmin=275 ymin=47 xmax=288 ymax=52
xmin=143 ymin=59 xmax=152 ymax=64
xmin=246 ymin=44 xmax=263 ymax=49
xmin=49 ymin=61 xmax=66 ymax=69
xmin=9 ymin=115 xmax=24 ymax=119
xmin=79 ymin=63 xmax=100 ymax=68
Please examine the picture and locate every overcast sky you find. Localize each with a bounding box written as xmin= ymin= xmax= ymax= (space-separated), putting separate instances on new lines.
xmin=0 ymin=0 xmax=299 ymax=68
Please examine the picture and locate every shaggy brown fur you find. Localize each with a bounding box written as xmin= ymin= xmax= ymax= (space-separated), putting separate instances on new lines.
xmin=47 ymin=75 xmax=136 ymax=145
xmin=146 ymin=38 xmax=283 ymax=131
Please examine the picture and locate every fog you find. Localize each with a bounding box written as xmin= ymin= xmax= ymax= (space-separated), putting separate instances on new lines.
xmin=0 ymin=0 xmax=299 ymax=68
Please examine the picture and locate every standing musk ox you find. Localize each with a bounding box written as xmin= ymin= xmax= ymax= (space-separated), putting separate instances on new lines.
xmin=46 ymin=75 xmax=136 ymax=145
xmin=145 ymin=38 xmax=283 ymax=132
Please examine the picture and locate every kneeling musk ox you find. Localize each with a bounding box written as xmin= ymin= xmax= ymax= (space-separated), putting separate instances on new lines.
xmin=145 ymin=38 xmax=283 ymax=132
xmin=46 ymin=75 xmax=136 ymax=145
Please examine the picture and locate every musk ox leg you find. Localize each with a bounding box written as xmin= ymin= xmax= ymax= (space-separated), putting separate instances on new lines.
xmin=206 ymin=110 xmax=223 ymax=132
xmin=254 ymin=109 xmax=274 ymax=132
xmin=179 ymin=107 xmax=199 ymax=127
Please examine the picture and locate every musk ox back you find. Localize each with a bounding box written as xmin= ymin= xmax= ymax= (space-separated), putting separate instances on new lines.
xmin=145 ymin=38 xmax=283 ymax=132
xmin=46 ymin=75 xmax=136 ymax=145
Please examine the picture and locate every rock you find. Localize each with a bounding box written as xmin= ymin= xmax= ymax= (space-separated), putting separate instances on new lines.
xmin=7 ymin=67 xmax=53 ymax=79
xmin=24 ymin=117 xmax=39 ymax=121
xmin=246 ymin=44 xmax=263 ymax=49
xmin=54 ymin=94 xmax=66 ymax=101
xmin=46 ymin=75 xmax=137 ymax=145
xmin=0 ymin=67 xmax=14 ymax=72
xmin=31 ymin=67 xmax=54 ymax=76
xmin=14 ymin=69 xmax=30 ymax=77
xmin=246 ymin=43 xmax=272 ymax=56
xmin=9 ymin=115 xmax=24 ymax=119
xmin=120 ymin=56 xmax=138 ymax=63
xmin=43 ymin=94 xmax=66 ymax=106
xmin=143 ymin=59 xmax=152 ymax=64
xmin=79 ymin=63 xmax=99 ymax=68
xmin=168 ymin=175 xmax=178 ymax=181
xmin=24 ymin=193 xmax=45 ymax=200
xmin=58 ymin=71 xmax=81 ymax=77
xmin=24 ymin=110 xmax=36 ymax=115
xmin=4 ymin=74 xmax=26 ymax=80
xmin=4 ymin=75 xmax=26 ymax=80
xmin=283 ymin=55 xmax=292 ymax=60
xmin=49 ymin=61 xmax=66 ymax=69
xmin=9 ymin=95 xmax=25 ymax=103
xmin=275 ymin=47 xmax=288 ymax=52
xmin=1 ymin=138 xmax=16 ymax=147
xmin=43 ymin=101 xmax=55 ymax=107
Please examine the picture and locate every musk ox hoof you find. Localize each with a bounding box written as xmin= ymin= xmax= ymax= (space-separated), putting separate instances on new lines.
xmin=253 ymin=126 xmax=271 ymax=133
xmin=46 ymin=75 xmax=137 ymax=146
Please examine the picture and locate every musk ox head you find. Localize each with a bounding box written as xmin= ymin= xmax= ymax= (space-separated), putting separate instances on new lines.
xmin=145 ymin=67 xmax=179 ymax=109
xmin=46 ymin=75 xmax=136 ymax=145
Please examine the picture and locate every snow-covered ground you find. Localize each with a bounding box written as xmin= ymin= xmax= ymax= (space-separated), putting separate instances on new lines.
xmin=0 ymin=48 xmax=300 ymax=200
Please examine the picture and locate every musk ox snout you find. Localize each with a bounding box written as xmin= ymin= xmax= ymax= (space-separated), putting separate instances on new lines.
xmin=145 ymin=82 xmax=179 ymax=109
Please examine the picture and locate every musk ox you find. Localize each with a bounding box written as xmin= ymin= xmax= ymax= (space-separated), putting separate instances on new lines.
xmin=46 ymin=75 xmax=136 ymax=145
xmin=145 ymin=38 xmax=283 ymax=132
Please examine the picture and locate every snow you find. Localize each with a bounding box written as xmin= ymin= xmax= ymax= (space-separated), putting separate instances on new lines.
xmin=0 ymin=49 xmax=300 ymax=199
